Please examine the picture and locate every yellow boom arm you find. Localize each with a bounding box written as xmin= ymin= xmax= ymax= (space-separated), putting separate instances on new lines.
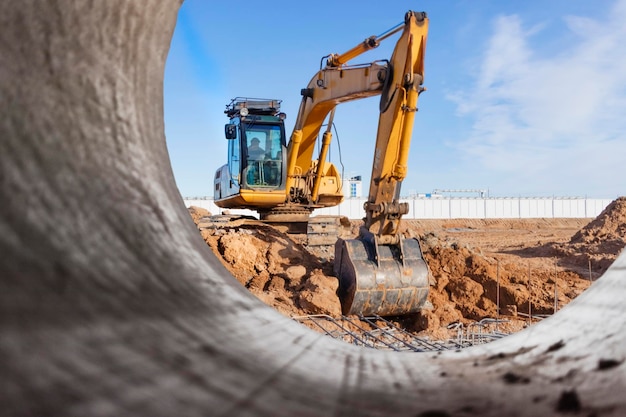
xmin=285 ymin=16 xmax=416 ymax=207
xmin=334 ymin=11 xmax=431 ymax=317
xmin=364 ymin=11 xmax=428 ymax=241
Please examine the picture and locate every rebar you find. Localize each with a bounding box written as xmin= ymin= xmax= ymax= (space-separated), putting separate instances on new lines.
xmin=294 ymin=315 xmax=503 ymax=352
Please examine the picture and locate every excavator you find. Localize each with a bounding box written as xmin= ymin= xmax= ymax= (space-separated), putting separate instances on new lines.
xmin=213 ymin=11 xmax=430 ymax=317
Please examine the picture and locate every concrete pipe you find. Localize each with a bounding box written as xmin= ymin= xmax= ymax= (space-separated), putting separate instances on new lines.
xmin=1 ymin=1 xmax=624 ymax=416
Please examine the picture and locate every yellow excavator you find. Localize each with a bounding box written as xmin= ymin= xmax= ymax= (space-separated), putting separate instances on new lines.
xmin=214 ymin=11 xmax=430 ymax=316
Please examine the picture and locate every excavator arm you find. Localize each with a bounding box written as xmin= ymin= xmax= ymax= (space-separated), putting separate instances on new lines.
xmin=334 ymin=11 xmax=431 ymax=317
xmin=365 ymin=11 xmax=428 ymax=240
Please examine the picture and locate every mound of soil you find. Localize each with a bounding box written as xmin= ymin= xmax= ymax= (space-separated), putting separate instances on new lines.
xmin=188 ymin=198 xmax=625 ymax=339
xmin=412 ymin=233 xmax=589 ymax=337
xmin=195 ymin=215 xmax=341 ymax=317
xmin=550 ymin=197 xmax=626 ymax=276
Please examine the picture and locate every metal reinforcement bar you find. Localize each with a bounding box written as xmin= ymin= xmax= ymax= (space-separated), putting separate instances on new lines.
xmin=295 ymin=314 xmax=518 ymax=352
xmin=449 ymin=318 xmax=513 ymax=347
xmin=294 ymin=315 xmax=463 ymax=352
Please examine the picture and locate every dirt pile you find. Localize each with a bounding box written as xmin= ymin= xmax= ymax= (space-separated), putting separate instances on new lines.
xmin=552 ymin=196 xmax=626 ymax=276
xmin=188 ymin=206 xmax=211 ymax=223
xmin=187 ymin=204 xmax=619 ymax=339
xmin=413 ymin=233 xmax=589 ymax=337
xmin=193 ymin=213 xmax=341 ymax=317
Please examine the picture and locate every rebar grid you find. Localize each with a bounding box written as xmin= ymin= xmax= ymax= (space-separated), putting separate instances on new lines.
xmin=293 ymin=315 xmax=490 ymax=352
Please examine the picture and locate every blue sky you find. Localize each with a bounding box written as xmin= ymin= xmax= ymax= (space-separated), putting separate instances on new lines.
xmin=164 ymin=0 xmax=626 ymax=199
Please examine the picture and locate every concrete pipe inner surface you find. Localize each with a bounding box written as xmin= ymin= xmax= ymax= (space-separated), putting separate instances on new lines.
xmin=1 ymin=1 xmax=624 ymax=416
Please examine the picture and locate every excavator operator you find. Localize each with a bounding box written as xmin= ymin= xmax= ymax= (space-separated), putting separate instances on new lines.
xmin=247 ymin=137 xmax=265 ymax=160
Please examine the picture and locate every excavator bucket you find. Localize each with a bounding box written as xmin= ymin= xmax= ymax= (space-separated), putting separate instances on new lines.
xmin=334 ymin=228 xmax=430 ymax=316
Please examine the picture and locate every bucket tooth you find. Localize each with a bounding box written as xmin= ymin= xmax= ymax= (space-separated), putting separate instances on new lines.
xmin=334 ymin=228 xmax=430 ymax=316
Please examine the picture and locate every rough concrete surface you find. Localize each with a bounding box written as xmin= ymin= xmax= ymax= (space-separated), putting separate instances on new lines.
xmin=1 ymin=1 xmax=625 ymax=416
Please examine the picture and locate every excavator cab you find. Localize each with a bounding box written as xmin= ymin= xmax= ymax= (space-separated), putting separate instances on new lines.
xmin=214 ymin=98 xmax=288 ymax=208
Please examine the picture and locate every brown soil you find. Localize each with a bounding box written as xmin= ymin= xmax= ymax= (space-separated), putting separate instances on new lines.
xmin=189 ymin=197 xmax=626 ymax=340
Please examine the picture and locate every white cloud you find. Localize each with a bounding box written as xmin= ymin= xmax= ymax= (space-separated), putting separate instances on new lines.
xmin=449 ymin=0 xmax=626 ymax=196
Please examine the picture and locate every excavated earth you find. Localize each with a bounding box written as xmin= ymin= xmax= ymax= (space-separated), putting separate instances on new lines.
xmin=189 ymin=197 xmax=626 ymax=341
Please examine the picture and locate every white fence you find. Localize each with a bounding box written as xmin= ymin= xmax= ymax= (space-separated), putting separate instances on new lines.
xmin=184 ymin=197 xmax=614 ymax=220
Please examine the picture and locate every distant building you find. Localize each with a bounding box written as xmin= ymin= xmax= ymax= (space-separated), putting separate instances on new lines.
xmin=343 ymin=176 xmax=362 ymax=198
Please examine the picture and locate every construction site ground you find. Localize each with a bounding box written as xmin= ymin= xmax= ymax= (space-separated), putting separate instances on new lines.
xmin=189 ymin=197 xmax=626 ymax=346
